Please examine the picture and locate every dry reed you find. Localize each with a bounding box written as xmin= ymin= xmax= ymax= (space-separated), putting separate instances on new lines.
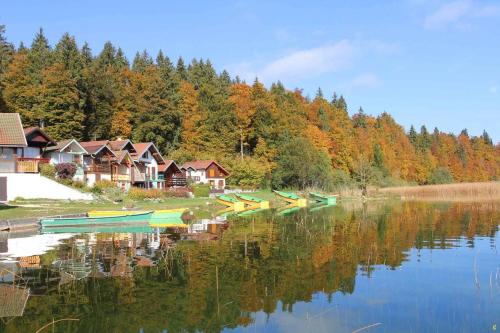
xmin=373 ymin=181 xmax=500 ymax=202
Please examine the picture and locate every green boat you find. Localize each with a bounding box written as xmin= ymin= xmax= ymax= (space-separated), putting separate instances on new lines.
xmin=42 ymin=225 xmax=158 ymax=234
xmin=276 ymin=205 xmax=303 ymax=216
xmin=273 ymin=190 xmax=307 ymax=207
xmin=235 ymin=194 xmax=270 ymax=209
xmin=309 ymin=192 xmax=337 ymax=205
xmin=216 ymin=195 xmax=246 ymax=212
xmin=41 ymin=211 xmax=154 ymax=228
xmin=309 ymin=202 xmax=336 ymax=212
xmin=149 ymin=216 xmax=188 ymax=228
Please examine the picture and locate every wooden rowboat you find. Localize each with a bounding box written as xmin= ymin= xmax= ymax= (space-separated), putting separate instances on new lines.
xmin=216 ymin=195 xmax=246 ymax=212
xmin=273 ymin=190 xmax=307 ymax=207
xmin=41 ymin=211 xmax=153 ymax=228
xmin=234 ymin=194 xmax=270 ymax=209
xmin=309 ymin=192 xmax=337 ymax=205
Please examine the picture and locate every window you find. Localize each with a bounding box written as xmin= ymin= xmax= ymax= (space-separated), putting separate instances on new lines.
xmin=194 ymin=176 xmax=200 ymax=181
xmin=209 ymin=169 xmax=215 ymax=177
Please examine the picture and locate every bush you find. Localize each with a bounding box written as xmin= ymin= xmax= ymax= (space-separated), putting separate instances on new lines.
xmin=127 ymin=188 xmax=164 ymax=200
xmin=104 ymin=187 xmax=124 ymax=202
xmin=192 ymin=184 xmax=210 ymax=197
xmin=71 ymin=180 xmax=87 ymax=189
xmin=40 ymin=164 xmax=56 ymax=179
xmin=55 ymin=163 xmax=77 ymax=180
xmin=164 ymin=187 xmax=190 ymax=198
xmin=428 ymin=167 xmax=454 ymax=184
xmin=91 ymin=180 xmax=116 ymax=194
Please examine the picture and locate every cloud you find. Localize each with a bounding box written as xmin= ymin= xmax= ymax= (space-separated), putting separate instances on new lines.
xmin=422 ymin=0 xmax=500 ymax=29
xmin=348 ymin=73 xmax=381 ymax=89
xmin=423 ymin=0 xmax=472 ymax=29
xmin=256 ymin=40 xmax=355 ymax=82
xmin=490 ymin=85 xmax=498 ymax=94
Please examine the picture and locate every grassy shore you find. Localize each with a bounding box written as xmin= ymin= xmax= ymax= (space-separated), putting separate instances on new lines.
xmin=373 ymin=181 xmax=500 ymax=202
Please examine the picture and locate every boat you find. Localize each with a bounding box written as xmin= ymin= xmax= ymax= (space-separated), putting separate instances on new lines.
xmin=277 ymin=204 xmax=302 ymax=216
xmin=309 ymin=192 xmax=337 ymax=205
xmin=149 ymin=217 xmax=188 ymax=228
xmin=40 ymin=211 xmax=153 ymax=228
xmin=216 ymin=195 xmax=246 ymax=212
xmin=309 ymin=202 xmax=336 ymax=212
xmin=88 ymin=208 xmax=186 ymax=219
xmin=234 ymin=193 xmax=270 ymax=209
xmin=42 ymin=225 xmax=158 ymax=234
xmin=273 ymin=190 xmax=307 ymax=207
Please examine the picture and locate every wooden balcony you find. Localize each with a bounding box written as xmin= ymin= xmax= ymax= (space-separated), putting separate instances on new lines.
xmin=166 ymin=177 xmax=187 ymax=187
xmin=112 ymin=174 xmax=131 ymax=182
xmin=85 ymin=164 xmax=111 ymax=173
xmin=16 ymin=158 xmax=51 ymax=173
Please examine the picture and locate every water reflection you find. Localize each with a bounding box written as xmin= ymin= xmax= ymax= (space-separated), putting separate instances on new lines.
xmin=0 ymin=201 xmax=498 ymax=332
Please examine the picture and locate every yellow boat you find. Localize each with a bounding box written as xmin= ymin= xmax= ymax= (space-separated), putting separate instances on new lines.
xmin=88 ymin=208 xmax=187 ymax=219
xmin=216 ymin=195 xmax=246 ymax=212
xmin=273 ymin=190 xmax=307 ymax=207
xmin=234 ymin=193 xmax=270 ymax=209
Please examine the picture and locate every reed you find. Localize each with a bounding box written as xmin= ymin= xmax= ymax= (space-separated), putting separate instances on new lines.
xmin=374 ymin=181 xmax=500 ymax=202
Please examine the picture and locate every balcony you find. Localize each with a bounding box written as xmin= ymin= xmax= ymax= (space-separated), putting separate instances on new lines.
xmin=85 ymin=164 xmax=111 ymax=173
xmin=112 ymin=174 xmax=131 ymax=182
xmin=166 ymin=177 xmax=187 ymax=187
xmin=16 ymin=158 xmax=51 ymax=173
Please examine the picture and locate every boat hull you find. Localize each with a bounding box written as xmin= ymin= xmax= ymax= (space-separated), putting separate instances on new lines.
xmin=216 ymin=195 xmax=246 ymax=212
xmin=273 ymin=191 xmax=307 ymax=207
xmin=235 ymin=194 xmax=270 ymax=209
xmin=42 ymin=225 xmax=157 ymax=234
xmin=41 ymin=211 xmax=154 ymax=228
xmin=309 ymin=192 xmax=337 ymax=205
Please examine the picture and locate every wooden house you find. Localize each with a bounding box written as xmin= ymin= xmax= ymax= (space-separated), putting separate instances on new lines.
xmin=79 ymin=140 xmax=116 ymax=186
xmin=181 ymin=160 xmax=229 ymax=190
xmin=158 ymin=160 xmax=186 ymax=187
xmin=0 ymin=113 xmax=28 ymax=174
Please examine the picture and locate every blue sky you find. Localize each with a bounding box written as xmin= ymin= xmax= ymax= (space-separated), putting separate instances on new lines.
xmin=2 ymin=0 xmax=499 ymax=141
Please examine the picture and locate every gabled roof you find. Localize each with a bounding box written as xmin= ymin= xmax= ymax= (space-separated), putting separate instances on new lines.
xmin=132 ymin=142 xmax=165 ymax=164
xmin=109 ymin=139 xmax=135 ymax=152
xmin=112 ymin=150 xmax=133 ymax=164
xmin=79 ymin=140 xmax=115 ymax=156
xmin=23 ymin=126 xmax=56 ymax=146
xmin=181 ymin=160 xmax=229 ymax=175
xmin=0 ymin=113 xmax=27 ymax=147
xmin=45 ymin=139 xmax=88 ymax=154
xmin=158 ymin=160 xmax=181 ymax=173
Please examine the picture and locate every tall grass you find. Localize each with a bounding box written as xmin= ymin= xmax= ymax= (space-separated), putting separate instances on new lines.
xmin=373 ymin=181 xmax=500 ymax=202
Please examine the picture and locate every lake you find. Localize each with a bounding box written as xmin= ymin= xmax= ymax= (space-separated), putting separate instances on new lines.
xmin=0 ymin=201 xmax=499 ymax=333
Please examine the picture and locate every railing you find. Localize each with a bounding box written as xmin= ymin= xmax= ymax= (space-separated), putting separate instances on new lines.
xmin=112 ymin=174 xmax=131 ymax=182
xmin=166 ymin=177 xmax=187 ymax=187
xmin=133 ymin=169 xmax=145 ymax=182
xmin=85 ymin=164 xmax=111 ymax=173
xmin=16 ymin=157 xmax=50 ymax=173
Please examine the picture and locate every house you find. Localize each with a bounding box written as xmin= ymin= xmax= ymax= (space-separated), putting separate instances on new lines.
xmin=79 ymin=140 xmax=116 ymax=186
xmin=0 ymin=114 xmax=91 ymax=201
xmin=158 ymin=160 xmax=186 ymax=187
xmin=0 ymin=113 xmax=27 ymax=174
xmin=181 ymin=160 xmax=229 ymax=189
xmin=110 ymin=150 xmax=136 ymax=190
xmin=132 ymin=142 xmax=166 ymax=189
xmin=44 ymin=139 xmax=88 ymax=181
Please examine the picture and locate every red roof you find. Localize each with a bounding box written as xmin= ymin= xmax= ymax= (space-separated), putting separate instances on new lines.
xmin=23 ymin=126 xmax=56 ymax=146
xmin=132 ymin=142 xmax=165 ymax=164
xmin=181 ymin=160 xmax=229 ymax=174
xmin=158 ymin=160 xmax=179 ymax=172
xmin=80 ymin=140 xmax=111 ymax=155
xmin=0 ymin=113 xmax=27 ymax=147
xmin=109 ymin=140 xmax=133 ymax=151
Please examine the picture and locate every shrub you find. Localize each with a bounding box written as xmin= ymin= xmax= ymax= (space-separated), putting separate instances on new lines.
xmin=91 ymin=180 xmax=116 ymax=194
xmin=127 ymin=188 xmax=164 ymax=200
xmin=428 ymin=167 xmax=454 ymax=184
xmin=192 ymin=184 xmax=210 ymax=197
xmin=104 ymin=187 xmax=124 ymax=202
xmin=71 ymin=180 xmax=87 ymax=189
xmin=164 ymin=187 xmax=190 ymax=198
xmin=55 ymin=163 xmax=77 ymax=180
xmin=40 ymin=164 xmax=56 ymax=179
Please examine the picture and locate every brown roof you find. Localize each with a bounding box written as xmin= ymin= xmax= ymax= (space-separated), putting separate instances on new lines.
xmin=80 ymin=140 xmax=113 ymax=155
xmin=109 ymin=139 xmax=133 ymax=151
xmin=133 ymin=142 xmax=165 ymax=164
xmin=23 ymin=126 xmax=56 ymax=146
xmin=158 ymin=160 xmax=180 ymax=172
xmin=181 ymin=160 xmax=229 ymax=174
xmin=0 ymin=113 xmax=27 ymax=147
xmin=45 ymin=139 xmax=87 ymax=153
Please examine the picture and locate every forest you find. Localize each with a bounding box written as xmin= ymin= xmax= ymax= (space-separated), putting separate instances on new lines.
xmin=0 ymin=26 xmax=498 ymax=190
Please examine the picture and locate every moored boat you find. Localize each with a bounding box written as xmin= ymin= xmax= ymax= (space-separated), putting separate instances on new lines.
xmin=234 ymin=193 xmax=270 ymax=209
xmin=41 ymin=211 xmax=153 ymax=228
xmin=42 ymin=225 xmax=158 ymax=234
xmin=273 ymin=190 xmax=307 ymax=207
xmin=309 ymin=192 xmax=337 ymax=205
xmin=216 ymin=195 xmax=246 ymax=212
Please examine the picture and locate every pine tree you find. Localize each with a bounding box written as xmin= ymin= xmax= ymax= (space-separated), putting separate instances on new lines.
xmin=176 ymin=57 xmax=187 ymax=80
xmin=409 ymin=125 xmax=417 ymax=146
xmin=41 ymin=63 xmax=84 ymax=140
xmin=482 ymin=130 xmax=493 ymax=146
xmin=28 ymin=28 xmax=52 ymax=84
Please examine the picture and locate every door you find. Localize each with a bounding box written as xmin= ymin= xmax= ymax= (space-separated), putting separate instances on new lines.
xmin=0 ymin=177 xmax=7 ymax=201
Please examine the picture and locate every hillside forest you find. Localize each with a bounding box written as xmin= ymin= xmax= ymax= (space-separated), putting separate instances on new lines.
xmin=0 ymin=26 xmax=498 ymax=190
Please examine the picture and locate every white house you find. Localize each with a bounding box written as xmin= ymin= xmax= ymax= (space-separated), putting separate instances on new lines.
xmin=132 ymin=142 xmax=166 ymax=189
xmin=44 ymin=139 xmax=88 ymax=181
xmin=180 ymin=160 xmax=229 ymax=190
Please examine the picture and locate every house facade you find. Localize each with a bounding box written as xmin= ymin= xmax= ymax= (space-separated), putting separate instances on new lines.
xmin=159 ymin=160 xmax=186 ymax=187
xmin=181 ymin=160 xmax=229 ymax=189
xmin=44 ymin=139 xmax=87 ymax=181
xmin=79 ymin=141 xmax=116 ymax=186
xmin=132 ymin=143 xmax=166 ymax=189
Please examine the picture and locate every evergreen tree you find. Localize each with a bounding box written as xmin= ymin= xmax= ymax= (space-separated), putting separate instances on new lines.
xmin=176 ymin=57 xmax=187 ymax=80
xmin=41 ymin=63 xmax=84 ymax=140
xmin=353 ymin=106 xmax=367 ymax=128
xmin=28 ymin=28 xmax=52 ymax=84
xmin=132 ymin=50 xmax=153 ymax=73
xmin=409 ymin=125 xmax=418 ymax=146
xmin=482 ymin=130 xmax=493 ymax=146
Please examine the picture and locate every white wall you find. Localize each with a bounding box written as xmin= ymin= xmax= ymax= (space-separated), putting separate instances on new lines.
xmin=2 ymin=173 xmax=93 ymax=201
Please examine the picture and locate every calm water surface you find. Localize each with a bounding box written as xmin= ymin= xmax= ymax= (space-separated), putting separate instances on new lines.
xmin=0 ymin=201 xmax=499 ymax=333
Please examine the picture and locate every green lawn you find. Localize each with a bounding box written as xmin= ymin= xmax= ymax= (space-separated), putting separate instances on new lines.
xmin=0 ymin=197 xmax=217 ymax=220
